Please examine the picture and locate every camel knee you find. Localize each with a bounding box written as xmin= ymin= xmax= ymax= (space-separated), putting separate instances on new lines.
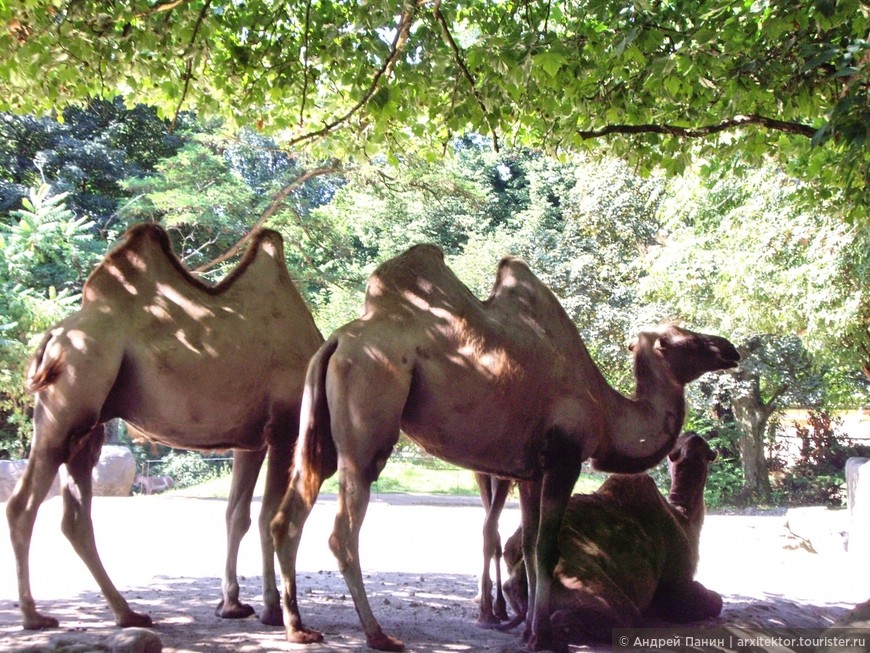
xmin=229 ymin=510 xmax=252 ymax=536
xmin=328 ymin=532 xmax=353 ymax=572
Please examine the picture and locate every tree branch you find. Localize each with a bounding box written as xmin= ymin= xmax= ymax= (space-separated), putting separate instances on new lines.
xmin=285 ymin=2 xmax=424 ymax=149
xmin=761 ymin=383 xmax=790 ymax=419
xmin=194 ymin=160 xmax=342 ymax=274
xmin=170 ymin=0 xmax=212 ymax=132
xmin=577 ymin=114 xmax=817 ymax=140
xmin=432 ymin=0 xmax=500 ymax=152
xmin=299 ymin=0 xmax=313 ymax=127
xmin=152 ymin=0 xmax=192 ymax=12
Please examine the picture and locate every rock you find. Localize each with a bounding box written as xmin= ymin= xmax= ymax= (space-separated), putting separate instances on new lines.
xmin=785 ymin=506 xmax=848 ymax=555
xmin=846 ymin=457 xmax=870 ymax=559
xmin=0 ymin=445 xmax=135 ymax=502
xmin=92 ymin=445 xmax=136 ymax=497
xmin=48 ymin=633 xmax=108 ymax=652
xmin=0 ymin=459 xmax=59 ymax=502
xmin=106 ymin=628 xmax=162 ymax=653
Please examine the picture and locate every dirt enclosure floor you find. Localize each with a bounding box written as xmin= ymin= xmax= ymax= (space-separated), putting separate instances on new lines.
xmin=0 ymin=493 xmax=867 ymax=652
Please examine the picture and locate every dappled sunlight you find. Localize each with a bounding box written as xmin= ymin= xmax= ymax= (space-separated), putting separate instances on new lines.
xmin=8 ymin=224 xmax=325 ymax=651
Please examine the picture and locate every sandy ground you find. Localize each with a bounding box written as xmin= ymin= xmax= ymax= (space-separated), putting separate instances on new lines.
xmin=0 ymin=494 xmax=867 ymax=652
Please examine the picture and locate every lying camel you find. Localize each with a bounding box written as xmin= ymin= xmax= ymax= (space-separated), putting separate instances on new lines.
xmin=7 ymin=223 xmax=323 ymax=630
xmin=270 ymin=243 xmax=739 ymax=652
xmin=501 ymin=433 xmax=723 ymax=640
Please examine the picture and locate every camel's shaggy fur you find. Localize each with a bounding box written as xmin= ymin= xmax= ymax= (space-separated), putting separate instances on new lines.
xmin=501 ymin=433 xmax=723 ymax=641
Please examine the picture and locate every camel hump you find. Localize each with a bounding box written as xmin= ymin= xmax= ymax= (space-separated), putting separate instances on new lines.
xmin=488 ymin=255 xmax=557 ymax=316
xmin=402 ymin=243 xmax=445 ymax=262
xmin=215 ymin=228 xmax=291 ymax=291
xmin=365 ymin=243 xmax=449 ymax=300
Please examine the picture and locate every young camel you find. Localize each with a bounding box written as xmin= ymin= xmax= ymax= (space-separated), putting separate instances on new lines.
xmin=501 ymin=433 xmax=723 ymax=640
xmin=6 ymin=223 xmax=323 ymax=630
xmin=270 ymin=243 xmax=739 ymax=652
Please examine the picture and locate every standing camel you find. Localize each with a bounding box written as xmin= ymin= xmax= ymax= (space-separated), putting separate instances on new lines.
xmin=6 ymin=223 xmax=323 ymax=630
xmin=270 ymin=243 xmax=739 ymax=652
xmin=501 ymin=432 xmax=722 ymax=640
xmin=474 ymin=472 xmax=513 ymax=625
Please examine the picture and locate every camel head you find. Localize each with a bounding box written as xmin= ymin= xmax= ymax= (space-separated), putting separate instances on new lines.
xmin=667 ymin=432 xmax=717 ymax=526
xmin=668 ymin=432 xmax=717 ymax=476
xmin=630 ymin=324 xmax=740 ymax=386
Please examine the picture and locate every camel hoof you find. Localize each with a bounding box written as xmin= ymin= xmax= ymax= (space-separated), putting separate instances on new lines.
xmin=259 ymin=605 xmax=284 ymax=627
xmin=477 ymin=612 xmax=503 ymax=629
xmin=367 ymin=631 xmax=404 ymax=652
xmin=215 ymin=599 xmax=255 ymax=620
xmin=23 ymin=613 xmax=59 ymax=630
xmin=287 ymin=626 xmax=324 ymax=644
xmin=118 ymin=611 xmax=153 ymax=628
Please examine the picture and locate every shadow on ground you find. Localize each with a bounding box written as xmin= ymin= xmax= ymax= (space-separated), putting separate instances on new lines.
xmin=0 ymin=572 xmax=856 ymax=653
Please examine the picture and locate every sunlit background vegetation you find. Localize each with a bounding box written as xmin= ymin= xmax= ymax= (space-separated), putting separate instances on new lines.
xmin=2 ymin=99 xmax=869 ymax=508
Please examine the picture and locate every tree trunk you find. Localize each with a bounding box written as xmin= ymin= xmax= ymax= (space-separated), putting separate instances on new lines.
xmin=731 ymin=370 xmax=776 ymax=503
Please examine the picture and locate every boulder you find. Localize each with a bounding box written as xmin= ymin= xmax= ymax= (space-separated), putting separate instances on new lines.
xmin=0 ymin=459 xmax=59 ymax=503
xmin=846 ymin=457 xmax=870 ymax=559
xmin=785 ymin=506 xmax=848 ymax=555
xmin=0 ymin=446 xmax=135 ymax=503
xmin=92 ymin=445 xmax=136 ymax=497
xmin=107 ymin=627 xmax=162 ymax=653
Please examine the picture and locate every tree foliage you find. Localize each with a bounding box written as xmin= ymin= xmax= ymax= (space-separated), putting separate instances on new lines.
xmin=0 ymin=185 xmax=100 ymax=454
xmin=642 ymin=163 xmax=870 ymax=500
xmin=1 ymin=1 xmax=867 ymax=217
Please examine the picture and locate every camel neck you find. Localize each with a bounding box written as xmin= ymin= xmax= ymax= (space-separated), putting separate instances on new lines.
xmin=669 ymin=471 xmax=708 ymax=549
xmin=591 ymin=338 xmax=686 ymax=473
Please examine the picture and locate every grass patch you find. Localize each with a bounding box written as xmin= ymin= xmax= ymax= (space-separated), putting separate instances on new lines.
xmin=169 ymin=459 xmax=607 ymax=500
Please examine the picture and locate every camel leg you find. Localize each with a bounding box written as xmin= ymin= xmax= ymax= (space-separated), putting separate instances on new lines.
xmin=475 ymin=472 xmax=497 ymax=625
xmin=272 ymin=463 xmax=326 ymax=644
xmin=490 ymin=478 xmax=511 ymax=622
xmin=329 ymin=458 xmax=404 ymax=653
xmin=549 ymin=576 xmax=643 ymax=641
xmin=61 ymin=425 xmax=152 ymax=628
xmin=517 ymin=479 xmax=542 ymax=643
xmin=6 ymin=440 xmax=67 ymax=629
xmin=477 ymin=475 xmax=511 ymax=626
xmin=215 ymin=447 xmax=266 ymax=620
xmin=257 ymin=430 xmax=295 ymax=627
xmin=527 ymin=457 xmax=581 ymax=653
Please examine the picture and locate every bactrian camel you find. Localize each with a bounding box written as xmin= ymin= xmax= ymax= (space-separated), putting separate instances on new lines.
xmin=501 ymin=433 xmax=722 ymax=640
xmin=7 ymin=223 xmax=323 ymax=630
xmin=270 ymin=243 xmax=739 ymax=652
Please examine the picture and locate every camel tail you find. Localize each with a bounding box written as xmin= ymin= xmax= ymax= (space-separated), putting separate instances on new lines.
xmin=25 ymin=331 xmax=64 ymax=394
xmin=296 ymin=337 xmax=339 ymax=499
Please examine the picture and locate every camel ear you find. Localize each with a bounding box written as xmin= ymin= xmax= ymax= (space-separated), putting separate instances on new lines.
xmin=668 ymin=448 xmax=682 ymax=462
xmin=708 ymin=448 xmax=718 ymax=462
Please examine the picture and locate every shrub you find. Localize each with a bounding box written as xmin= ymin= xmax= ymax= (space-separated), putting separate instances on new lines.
xmin=773 ymin=410 xmax=870 ymax=506
xmin=153 ymin=451 xmax=230 ymax=489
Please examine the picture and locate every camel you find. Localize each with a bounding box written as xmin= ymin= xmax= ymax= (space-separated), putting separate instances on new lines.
xmin=475 ymin=472 xmax=513 ymax=625
xmin=500 ymin=432 xmax=723 ymax=640
xmin=6 ymin=223 xmax=324 ymax=631
xmin=270 ymin=243 xmax=739 ymax=652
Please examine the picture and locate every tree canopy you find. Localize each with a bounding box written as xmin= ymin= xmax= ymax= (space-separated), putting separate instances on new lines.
xmin=2 ymin=1 xmax=867 ymax=216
